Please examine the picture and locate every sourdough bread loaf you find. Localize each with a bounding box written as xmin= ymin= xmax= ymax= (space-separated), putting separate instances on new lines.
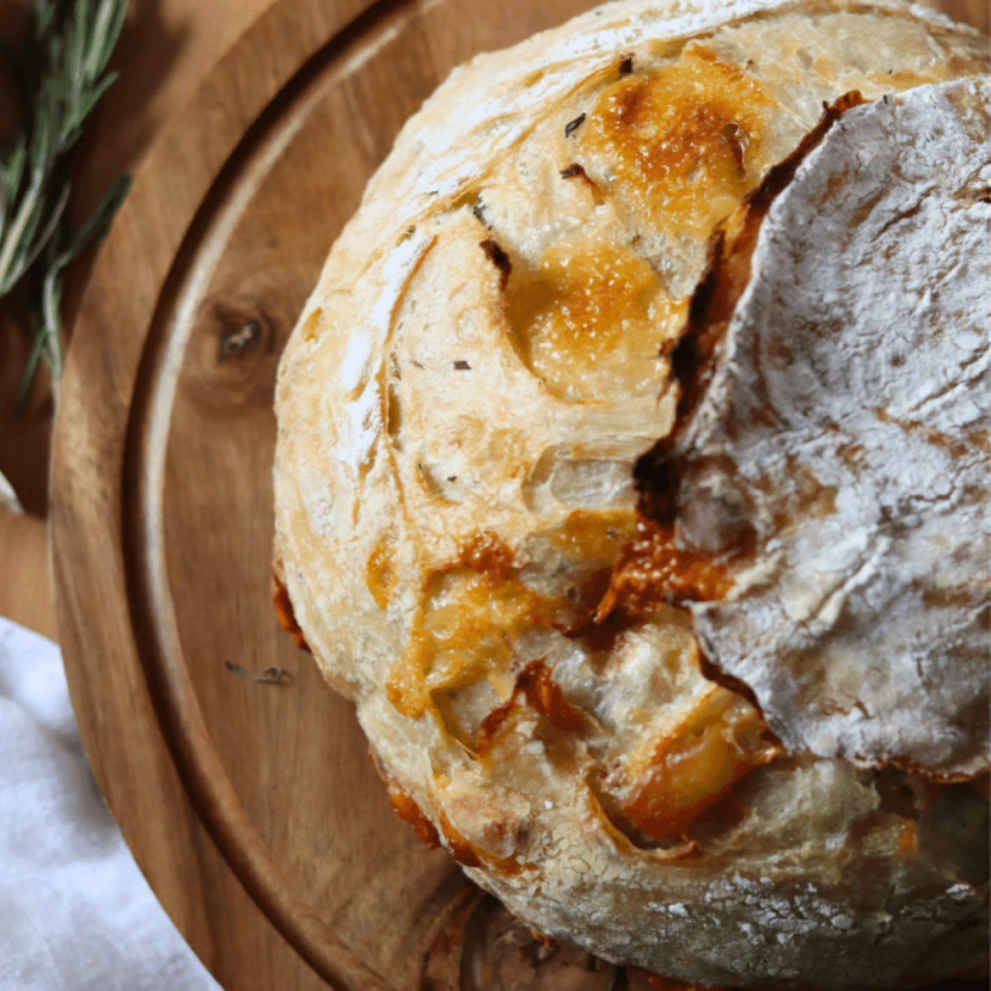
xmin=273 ymin=2 xmax=990 ymax=987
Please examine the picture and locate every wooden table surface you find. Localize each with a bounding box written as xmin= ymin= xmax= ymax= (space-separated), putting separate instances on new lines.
xmin=0 ymin=0 xmax=987 ymax=632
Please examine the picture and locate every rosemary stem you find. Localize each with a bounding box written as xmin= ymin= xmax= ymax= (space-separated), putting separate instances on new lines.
xmin=87 ymin=1 xmax=114 ymax=77
xmin=22 ymin=183 xmax=71 ymax=279
xmin=42 ymin=269 xmax=63 ymax=386
xmin=14 ymin=330 xmax=48 ymax=416
xmin=0 ymin=170 xmax=45 ymax=293
xmin=1 ymin=0 xmax=130 ymax=409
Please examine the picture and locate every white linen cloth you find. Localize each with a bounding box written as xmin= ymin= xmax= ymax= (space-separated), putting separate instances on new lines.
xmin=0 ymin=471 xmax=21 ymax=515
xmin=0 ymin=615 xmax=222 ymax=991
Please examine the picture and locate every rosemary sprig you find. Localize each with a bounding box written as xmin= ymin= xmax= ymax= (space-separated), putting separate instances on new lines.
xmin=0 ymin=0 xmax=131 ymax=413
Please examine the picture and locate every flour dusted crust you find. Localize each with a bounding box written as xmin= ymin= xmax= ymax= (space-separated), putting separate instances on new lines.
xmin=273 ymin=3 xmax=990 ymax=988
xmin=669 ymin=79 xmax=991 ymax=780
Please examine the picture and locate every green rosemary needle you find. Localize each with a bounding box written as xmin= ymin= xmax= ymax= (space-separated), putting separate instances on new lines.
xmin=1 ymin=0 xmax=131 ymax=413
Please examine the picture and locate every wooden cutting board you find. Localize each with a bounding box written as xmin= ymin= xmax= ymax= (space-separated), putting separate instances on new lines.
xmin=50 ymin=1 xmax=987 ymax=990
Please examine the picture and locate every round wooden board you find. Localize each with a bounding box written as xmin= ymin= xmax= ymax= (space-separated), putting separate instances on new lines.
xmin=50 ymin=1 xmax=987 ymax=990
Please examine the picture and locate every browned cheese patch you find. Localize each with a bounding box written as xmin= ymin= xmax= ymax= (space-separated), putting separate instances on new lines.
xmin=506 ymin=234 xmax=685 ymax=403
xmin=386 ymin=533 xmax=550 ymax=723
xmin=578 ymin=45 xmax=778 ymax=240
xmin=387 ymin=517 xmax=635 ymax=731
xmin=365 ymin=529 xmax=399 ymax=609
xmin=476 ymin=660 xmax=585 ymax=760
xmin=600 ymin=686 xmax=779 ymax=842
xmin=595 ymin=516 xmax=734 ymax=626
xmin=434 ymin=805 xmax=540 ymax=877
xmin=545 ymin=509 xmax=641 ymax=626
xmin=546 ymin=509 xmax=638 ymax=562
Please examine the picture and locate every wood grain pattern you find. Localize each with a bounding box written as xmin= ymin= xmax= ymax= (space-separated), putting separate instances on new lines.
xmin=50 ymin=2 xmax=988 ymax=990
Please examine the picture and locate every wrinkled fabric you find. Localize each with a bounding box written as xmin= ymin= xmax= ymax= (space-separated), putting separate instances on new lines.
xmin=0 ymin=616 xmax=220 ymax=991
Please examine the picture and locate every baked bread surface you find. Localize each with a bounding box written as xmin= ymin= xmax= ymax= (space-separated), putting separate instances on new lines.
xmin=273 ymin=2 xmax=990 ymax=987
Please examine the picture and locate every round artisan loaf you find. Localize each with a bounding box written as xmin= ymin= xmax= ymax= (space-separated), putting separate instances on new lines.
xmin=273 ymin=2 xmax=990 ymax=987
